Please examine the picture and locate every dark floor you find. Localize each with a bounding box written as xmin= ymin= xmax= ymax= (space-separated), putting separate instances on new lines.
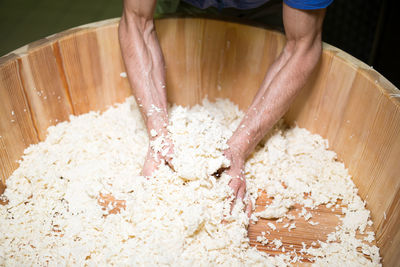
xmin=0 ymin=0 xmax=398 ymax=88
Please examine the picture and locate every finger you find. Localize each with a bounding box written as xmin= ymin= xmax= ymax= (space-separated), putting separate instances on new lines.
xmin=229 ymin=188 xmax=244 ymax=214
xmin=142 ymin=155 xmax=158 ymax=178
xmin=141 ymin=166 xmax=154 ymax=178
xmin=237 ymin=186 xmax=246 ymax=201
xmin=228 ymin=180 xmax=240 ymax=198
xmin=245 ymin=200 xmax=253 ymax=218
xmin=229 ymin=189 xmax=239 ymax=213
xmin=141 ymin=162 xmax=151 ymax=177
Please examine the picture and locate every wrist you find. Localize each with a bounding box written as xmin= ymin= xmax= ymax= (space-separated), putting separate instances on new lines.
xmin=148 ymin=125 xmax=168 ymax=140
xmin=224 ymin=145 xmax=245 ymax=171
xmin=226 ymin=138 xmax=248 ymax=162
xmin=146 ymin=116 xmax=169 ymax=138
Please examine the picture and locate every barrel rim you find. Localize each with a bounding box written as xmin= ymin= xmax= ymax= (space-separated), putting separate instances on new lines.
xmin=0 ymin=17 xmax=398 ymax=106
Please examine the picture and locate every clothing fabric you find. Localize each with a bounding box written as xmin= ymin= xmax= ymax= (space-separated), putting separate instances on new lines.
xmin=182 ymin=0 xmax=333 ymax=10
xmin=182 ymin=0 xmax=270 ymax=10
xmin=155 ymin=0 xmax=333 ymax=31
xmin=179 ymin=0 xmax=283 ymax=30
xmin=283 ymin=0 xmax=333 ymax=10
xmin=155 ymin=0 xmax=284 ymax=31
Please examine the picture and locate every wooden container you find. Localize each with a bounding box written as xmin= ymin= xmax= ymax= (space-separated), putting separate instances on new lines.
xmin=0 ymin=18 xmax=399 ymax=266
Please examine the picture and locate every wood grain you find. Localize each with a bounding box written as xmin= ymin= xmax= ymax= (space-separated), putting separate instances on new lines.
xmin=95 ymin=190 xmax=376 ymax=264
xmin=18 ymin=44 xmax=74 ymax=140
xmin=285 ymin=46 xmax=400 ymax=266
xmin=57 ymin=25 xmax=131 ymax=115
xmin=249 ymin=191 xmax=377 ymax=263
xmin=0 ymin=59 xmax=38 ymax=189
xmin=156 ymin=18 xmax=285 ymax=109
xmin=0 ymin=18 xmax=399 ymax=265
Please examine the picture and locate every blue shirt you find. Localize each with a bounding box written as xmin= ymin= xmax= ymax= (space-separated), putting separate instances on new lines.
xmin=183 ymin=0 xmax=333 ymax=10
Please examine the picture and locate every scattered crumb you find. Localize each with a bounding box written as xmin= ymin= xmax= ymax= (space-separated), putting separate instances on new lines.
xmin=267 ymin=222 xmax=277 ymax=231
xmin=288 ymin=223 xmax=296 ymax=231
xmin=0 ymin=97 xmax=380 ymax=266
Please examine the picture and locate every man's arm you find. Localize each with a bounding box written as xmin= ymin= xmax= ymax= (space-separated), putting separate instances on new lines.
xmin=119 ymin=0 xmax=173 ymax=176
xmin=225 ymin=3 xmax=326 ymax=215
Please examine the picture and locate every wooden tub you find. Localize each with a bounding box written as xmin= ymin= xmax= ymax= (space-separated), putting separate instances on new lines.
xmin=0 ymin=18 xmax=399 ymax=266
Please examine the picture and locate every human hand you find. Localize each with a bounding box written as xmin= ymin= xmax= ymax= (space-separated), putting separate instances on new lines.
xmin=223 ymin=148 xmax=252 ymax=217
xmin=142 ymin=134 xmax=174 ymax=177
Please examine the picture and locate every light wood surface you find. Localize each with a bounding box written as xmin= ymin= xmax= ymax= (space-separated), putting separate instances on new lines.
xmin=0 ymin=59 xmax=39 ymax=185
xmin=249 ymin=191 xmax=378 ymax=262
xmin=0 ymin=18 xmax=399 ymax=266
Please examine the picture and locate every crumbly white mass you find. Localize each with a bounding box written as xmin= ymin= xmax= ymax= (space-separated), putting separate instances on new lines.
xmin=0 ymin=97 xmax=380 ymax=266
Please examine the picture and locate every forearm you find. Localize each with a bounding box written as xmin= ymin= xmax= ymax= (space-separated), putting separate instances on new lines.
xmin=253 ymin=45 xmax=293 ymax=100
xmin=229 ymin=40 xmax=322 ymax=159
xmin=119 ymin=6 xmax=169 ymax=137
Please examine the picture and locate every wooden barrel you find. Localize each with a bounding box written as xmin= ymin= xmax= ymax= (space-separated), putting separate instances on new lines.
xmin=0 ymin=18 xmax=399 ymax=266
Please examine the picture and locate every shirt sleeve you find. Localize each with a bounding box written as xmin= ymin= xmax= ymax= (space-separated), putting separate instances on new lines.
xmin=283 ymin=0 xmax=333 ymax=10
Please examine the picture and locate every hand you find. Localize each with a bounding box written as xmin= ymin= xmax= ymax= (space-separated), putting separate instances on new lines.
xmin=142 ymin=135 xmax=174 ymax=177
xmin=223 ymin=148 xmax=252 ymax=217
xmin=142 ymin=147 xmax=161 ymax=177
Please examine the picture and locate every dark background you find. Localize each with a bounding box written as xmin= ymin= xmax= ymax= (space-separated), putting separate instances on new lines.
xmin=323 ymin=0 xmax=399 ymax=88
xmin=0 ymin=0 xmax=398 ymax=88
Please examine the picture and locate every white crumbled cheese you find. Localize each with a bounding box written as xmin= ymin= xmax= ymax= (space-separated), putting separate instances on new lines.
xmin=304 ymin=213 xmax=312 ymax=221
xmin=267 ymin=222 xmax=277 ymax=231
xmin=150 ymin=129 xmax=158 ymax=137
xmin=272 ymin=239 xmax=283 ymax=249
xmin=299 ymin=207 xmax=312 ymax=221
xmin=364 ymin=232 xmax=375 ymax=243
xmin=301 ymin=242 xmax=307 ymax=252
xmin=151 ymin=104 xmax=162 ymax=113
xmin=0 ymin=96 xmax=381 ymax=266
xmin=288 ymin=223 xmax=296 ymax=231
xmin=0 ymin=195 xmax=7 ymax=203
xmin=285 ymin=214 xmax=295 ymax=221
xmin=342 ymin=208 xmax=370 ymax=233
xmin=256 ymin=235 xmax=268 ymax=245
xmin=250 ymin=213 xmax=258 ymax=223
xmin=120 ymin=72 xmax=127 ymax=78
xmin=255 ymin=195 xmax=293 ymax=219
